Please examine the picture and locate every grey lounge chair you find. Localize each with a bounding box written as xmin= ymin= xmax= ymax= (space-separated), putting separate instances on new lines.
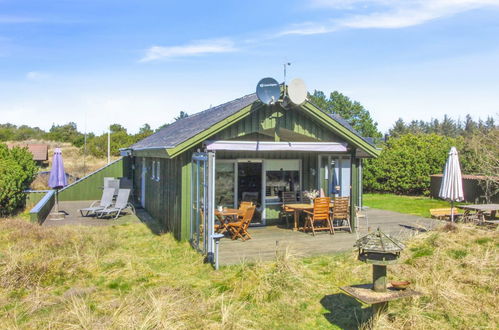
xmin=96 ymin=189 xmax=131 ymax=219
xmin=79 ymin=188 xmax=115 ymax=216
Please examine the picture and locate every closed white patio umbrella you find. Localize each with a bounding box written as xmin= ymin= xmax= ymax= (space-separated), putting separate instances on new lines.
xmin=438 ymin=147 xmax=464 ymax=222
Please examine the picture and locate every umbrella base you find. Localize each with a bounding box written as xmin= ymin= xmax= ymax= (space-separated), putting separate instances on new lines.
xmin=48 ymin=212 xmax=66 ymax=221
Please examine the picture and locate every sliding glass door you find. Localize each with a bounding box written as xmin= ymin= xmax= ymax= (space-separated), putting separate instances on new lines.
xmin=214 ymin=158 xmax=302 ymax=225
xmin=215 ymin=161 xmax=236 ymax=208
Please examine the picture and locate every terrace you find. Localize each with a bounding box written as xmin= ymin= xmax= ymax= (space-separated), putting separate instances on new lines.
xmin=41 ymin=200 xmax=438 ymax=266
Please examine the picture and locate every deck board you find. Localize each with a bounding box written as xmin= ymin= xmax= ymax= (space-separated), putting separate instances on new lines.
xmin=219 ymin=209 xmax=438 ymax=265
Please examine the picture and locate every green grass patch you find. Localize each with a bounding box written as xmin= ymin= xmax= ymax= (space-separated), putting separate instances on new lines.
xmin=475 ymin=237 xmax=492 ymax=245
xmin=363 ymin=193 xmax=465 ymax=218
xmin=448 ymin=249 xmax=468 ymax=260
xmin=410 ymin=245 xmax=434 ymax=258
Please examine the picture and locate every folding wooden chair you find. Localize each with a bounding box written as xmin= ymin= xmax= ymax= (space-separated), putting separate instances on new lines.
xmin=331 ymin=197 xmax=352 ymax=233
xmin=303 ymin=197 xmax=332 ymax=236
xmin=228 ymin=206 xmax=255 ymax=241
xmin=237 ymin=201 xmax=254 ymax=220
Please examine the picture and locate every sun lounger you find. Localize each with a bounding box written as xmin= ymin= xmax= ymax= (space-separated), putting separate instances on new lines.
xmin=78 ymin=188 xmax=115 ymax=216
xmin=96 ymin=189 xmax=131 ymax=219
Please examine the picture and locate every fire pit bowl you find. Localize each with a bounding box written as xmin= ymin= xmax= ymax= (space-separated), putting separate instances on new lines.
xmin=390 ymin=281 xmax=410 ymax=290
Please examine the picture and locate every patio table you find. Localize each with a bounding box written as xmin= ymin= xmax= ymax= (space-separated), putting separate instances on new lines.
xmin=286 ymin=203 xmax=334 ymax=231
xmin=215 ymin=208 xmax=239 ymax=234
xmin=457 ymin=204 xmax=499 ymax=224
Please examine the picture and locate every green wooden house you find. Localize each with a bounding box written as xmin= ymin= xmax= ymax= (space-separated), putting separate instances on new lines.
xmin=124 ymin=91 xmax=379 ymax=244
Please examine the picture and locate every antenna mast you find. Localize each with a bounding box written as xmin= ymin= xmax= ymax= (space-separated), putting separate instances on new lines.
xmin=283 ymin=62 xmax=291 ymax=97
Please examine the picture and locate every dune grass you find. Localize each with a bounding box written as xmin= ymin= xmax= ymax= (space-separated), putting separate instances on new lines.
xmin=0 ymin=218 xmax=497 ymax=329
xmin=363 ymin=193 xmax=466 ymax=218
xmin=7 ymin=140 xmax=117 ymax=190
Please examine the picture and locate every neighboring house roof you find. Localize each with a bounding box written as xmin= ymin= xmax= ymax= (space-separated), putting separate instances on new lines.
xmin=129 ymin=92 xmax=379 ymax=158
xmin=7 ymin=143 xmax=48 ymax=161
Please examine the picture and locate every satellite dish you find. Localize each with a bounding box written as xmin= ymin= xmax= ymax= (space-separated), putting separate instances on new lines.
xmin=256 ymin=77 xmax=281 ymax=105
xmin=288 ymin=78 xmax=307 ymax=105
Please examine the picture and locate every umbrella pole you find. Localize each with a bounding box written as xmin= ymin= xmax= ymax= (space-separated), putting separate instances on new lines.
xmin=451 ymin=201 xmax=454 ymax=223
xmin=55 ymin=188 xmax=59 ymax=213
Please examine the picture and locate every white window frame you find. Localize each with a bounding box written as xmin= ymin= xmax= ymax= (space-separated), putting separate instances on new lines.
xmin=151 ymin=160 xmax=156 ymax=180
xmin=156 ymin=161 xmax=160 ymax=181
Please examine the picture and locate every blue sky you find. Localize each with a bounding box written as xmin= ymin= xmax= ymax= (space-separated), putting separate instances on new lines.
xmin=1 ymin=0 xmax=498 ymax=135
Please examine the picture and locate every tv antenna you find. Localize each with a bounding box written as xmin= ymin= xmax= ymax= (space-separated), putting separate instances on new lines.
xmin=283 ymin=62 xmax=291 ymax=96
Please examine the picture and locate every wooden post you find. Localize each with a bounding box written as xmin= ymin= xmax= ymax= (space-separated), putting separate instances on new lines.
xmin=373 ymin=264 xmax=387 ymax=292
xmin=372 ymin=264 xmax=388 ymax=315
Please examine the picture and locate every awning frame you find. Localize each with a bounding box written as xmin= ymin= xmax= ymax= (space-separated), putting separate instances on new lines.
xmin=204 ymin=140 xmax=348 ymax=152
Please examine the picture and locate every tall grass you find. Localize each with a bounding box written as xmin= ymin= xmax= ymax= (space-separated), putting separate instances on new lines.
xmin=9 ymin=140 xmax=118 ymax=190
xmin=0 ymin=218 xmax=497 ymax=329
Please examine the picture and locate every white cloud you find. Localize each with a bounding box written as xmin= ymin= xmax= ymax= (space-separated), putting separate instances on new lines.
xmin=275 ymin=22 xmax=337 ymax=36
xmin=278 ymin=0 xmax=499 ymax=35
xmin=26 ymin=71 xmax=49 ymax=81
xmin=140 ymin=38 xmax=236 ymax=62
xmin=341 ymin=0 xmax=499 ymax=29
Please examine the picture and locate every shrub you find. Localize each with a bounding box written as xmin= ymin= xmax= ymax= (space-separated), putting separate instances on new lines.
xmin=363 ymin=133 xmax=463 ymax=195
xmin=0 ymin=144 xmax=38 ymax=216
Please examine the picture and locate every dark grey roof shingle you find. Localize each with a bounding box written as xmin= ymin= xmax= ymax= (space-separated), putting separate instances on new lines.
xmin=130 ymin=93 xmax=258 ymax=149
xmin=327 ymin=112 xmax=376 ymax=147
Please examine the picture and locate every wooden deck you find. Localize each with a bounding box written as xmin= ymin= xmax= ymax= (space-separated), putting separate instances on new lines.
xmin=43 ymin=201 xmax=439 ymax=267
xmin=218 ymin=208 xmax=439 ymax=265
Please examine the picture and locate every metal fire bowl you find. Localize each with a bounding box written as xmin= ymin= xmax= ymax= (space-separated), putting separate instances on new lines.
xmin=390 ymin=281 xmax=411 ymax=290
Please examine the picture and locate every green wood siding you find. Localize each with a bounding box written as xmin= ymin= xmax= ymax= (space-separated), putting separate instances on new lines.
xmin=213 ymin=105 xmax=341 ymax=142
xmin=135 ymin=155 xmax=185 ymax=240
xmin=58 ymin=158 xmax=124 ymax=201
xmin=25 ymin=190 xmax=50 ymax=209
xmin=29 ymin=190 xmax=55 ymax=223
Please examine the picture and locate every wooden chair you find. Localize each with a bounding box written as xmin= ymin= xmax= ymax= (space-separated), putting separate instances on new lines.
xmin=228 ymin=206 xmax=256 ymax=241
xmin=281 ymin=191 xmax=297 ymax=228
xmin=303 ymin=197 xmax=332 ymax=236
xmin=214 ymin=212 xmax=228 ymax=234
xmin=237 ymin=201 xmax=254 ymax=220
xmin=331 ymin=197 xmax=352 ymax=233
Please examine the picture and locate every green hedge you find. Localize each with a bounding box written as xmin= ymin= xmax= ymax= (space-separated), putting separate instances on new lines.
xmin=363 ymin=134 xmax=464 ymax=195
xmin=0 ymin=144 xmax=38 ymax=216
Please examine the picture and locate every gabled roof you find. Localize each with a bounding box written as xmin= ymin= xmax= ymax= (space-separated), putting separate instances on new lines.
xmin=131 ymin=94 xmax=258 ymax=150
xmin=130 ymin=92 xmax=379 ymax=158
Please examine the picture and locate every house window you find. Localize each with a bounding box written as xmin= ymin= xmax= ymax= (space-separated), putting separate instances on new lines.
xmin=156 ymin=161 xmax=160 ymax=181
xmin=151 ymin=161 xmax=156 ymax=180
xmin=265 ymin=160 xmax=300 ymax=203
